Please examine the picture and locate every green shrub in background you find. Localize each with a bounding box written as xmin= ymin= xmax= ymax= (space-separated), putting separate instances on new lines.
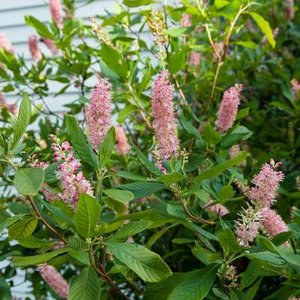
xmin=0 ymin=0 xmax=300 ymax=299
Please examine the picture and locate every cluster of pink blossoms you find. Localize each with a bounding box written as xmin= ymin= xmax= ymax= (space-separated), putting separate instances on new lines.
xmin=85 ymin=76 xmax=111 ymax=150
xmin=49 ymin=0 xmax=63 ymax=28
xmin=37 ymin=264 xmax=69 ymax=299
xmin=215 ymin=84 xmax=243 ymax=133
xmin=151 ymin=70 xmax=179 ymax=161
xmin=0 ymin=33 xmax=14 ymax=53
xmin=285 ymin=0 xmax=295 ymax=21
xmin=115 ymin=126 xmax=129 ymax=156
xmin=0 ymin=92 xmax=18 ymax=115
xmin=291 ymin=79 xmax=300 ymax=99
xmin=235 ymin=161 xmax=288 ymax=246
xmin=51 ymin=140 xmax=93 ymax=207
xmin=28 ymin=35 xmax=42 ymax=62
xmin=41 ymin=37 xmax=59 ymax=55
xmin=189 ymin=51 xmax=201 ymax=67
xmin=181 ymin=14 xmax=192 ymax=27
xmin=207 ymin=203 xmax=229 ymax=217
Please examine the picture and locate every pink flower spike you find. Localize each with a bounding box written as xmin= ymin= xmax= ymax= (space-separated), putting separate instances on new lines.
xmin=28 ymin=35 xmax=42 ymax=62
xmin=49 ymin=0 xmax=63 ymax=28
xmin=261 ymin=208 xmax=289 ymax=242
xmin=215 ymin=84 xmax=243 ymax=133
xmin=207 ymin=203 xmax=229 ymax=217
xmin=151 ymin=70 xmax=179 ymax=161
xmin=181 ymin=14 xmax=192 ymax=27
xmin=0 ymin=33 xmax=14 ymax=53
xmin=249 ymin=162 xmax=284 ymax=207
xmin=189 ymin=51 xmax=201 ymax=67
xmin=285 ymin=0 xmax=295 ymax=21
xmin=37 ymin=264 xmax=69 ymax=299
xmin=85 ymin=76 xmax=112 ymax=150
xmin=115 ymin=126 xmax=129 ymax=155
xmin=41 ymin=37 xmax=59 ymax=55
xmin=291 ymin=79 xmax=300 ymax=99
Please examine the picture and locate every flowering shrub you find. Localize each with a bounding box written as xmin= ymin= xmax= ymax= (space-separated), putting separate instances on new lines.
xmin=0 ymin=0 xmax=300 ymax=299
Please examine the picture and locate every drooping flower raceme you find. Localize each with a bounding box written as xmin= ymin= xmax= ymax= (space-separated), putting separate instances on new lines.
xmin=261 ymin=208 xmax=289 ymax=240
xmin=115 ymin=126 xmax=129 ymax=156
xmin=28 ymin=35 xmax=42 ymax=62
xmin=0 ymin=33 xmax=13 ymax=53
xmin=151 ymin=70 xmax=179 ymax=161
xmin=51 ymin=140 xmax=93 ymax=207
xmin=41 ymin=38 xmax=59 ymax=55
xmin=85 ymin=76 xmax=111 ymax=150
xmin=49 ymin=0 xmax=63 ymax=28
xmin=215 ymin=84 xmax=243 ymax=133
xmin=249 ymin=163 xmax=284 ymax=208
xmin=37 ymin=264 xmax=69 ymax=299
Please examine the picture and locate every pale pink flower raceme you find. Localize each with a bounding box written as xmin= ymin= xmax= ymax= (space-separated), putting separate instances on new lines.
xmin=285 ymin=0 xmax=295 ymax=21
xmin=0 ymin=92 xmax=18 ymax=115
xmin=215 ymin=84 xmax=243 ymax=133
xmin=115 ymin=126 xmax=129 ymax=155
xmin=0 ymin=33 xmax=13 ymax=53
xmin=261 ymin=208 xmax=289 ymax=240
xmin=189 ymin=51 xmax=201 ymax=67
xmin=291 ymin=79 xmax=300 ymax=99
xmin=249 ymin=163 xmax=284 ymax=208
xmin=52 ymin=141 xmax=93 ymax=207
xmin=151 ymin=70 xmax=179 ymax=161
xmin=37 ymin=264 xmax=69 ymax=299
xmin=85 ymin=76 xmax=111 ymax=150
xmin=49 ymin=0 xmax=63 ymax=28
xmin=41 ymin=38 xmax=59 ymax=55
xmin=28 ymin=35 xmax=42 ymax=62
xmin=207 ymin=203 xmax=229 ymax=217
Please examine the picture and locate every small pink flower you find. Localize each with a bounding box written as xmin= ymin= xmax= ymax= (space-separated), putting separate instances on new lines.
xmin=261 ymin=208 xmax=289 ymax=242
xmin=189 ymin=51 xmax=201 ymax=67
xmin=0 ymin=33 xmax=14 ymax=53
xmin=49 ymin=0 xmax=63 ymax=28
xmin=37 ymin=264 xmax=69 ymax=299
xmin=115 ymin=126 xmax=129 ymax=155
xmin=215 ymin=84 xmax=243 ymax=133
xmin=207 ymin=203 xmax=229 ymax=216
xmin=151 ymin=70 xmax=179 ymax=161
xmin=85 ymin=76 xmax=111 ymax=150
xmin=181 ymin=14 xmax=192 ymax=27
xmin=249 ymin=162 xmax=284 ymax=208
xmin=28 ymin=35 xmax=42 ymax=62
xmin=41 ymin=37 xmax=59 ymax=55
xmin=291 ymin=79 xmax=300 ymax=99
xmin=285 ymin=0 xmax=295 ymax=21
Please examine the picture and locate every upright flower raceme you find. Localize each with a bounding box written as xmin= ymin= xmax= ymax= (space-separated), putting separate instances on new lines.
xmin=249 ymin=162 xmax=284 ymax=208
xmin=41 ymin=37 xmax=59 ymax=55
xmin=85 ymin=76 xmax=111 ymax=150
xmin=181 ymin=14 xmax=192 ymax=27
xmin=37 ymin=264 xmax=69 ymax=299
xmin=115 ymin=126 xmax=129 ymax=156
xmin=285 ymin=0 xmax=295 ymax=21
xmin=49 ymin=0 xmax=63 ymax=28
xmin=51 ymin=139 xmax=93 ymax=207
xmin=261 ymin=208 xmax=288 ymax=239
xmin=291 ymin=79 xmax=300 ymax=99
xmin=189 ymin=51 xmax=201 ymax=67
xmin=28 ymin=35 xmax=42 ymax=62
xmin=207 ymin=203 xmax=229 ymax=217
xmin=215 ymin=84 xmax=243 ymax=133
xmin=151 ymin=70 xmax=179 ymax=161
xmin=0 ymin=33 xmax=13 ymax=53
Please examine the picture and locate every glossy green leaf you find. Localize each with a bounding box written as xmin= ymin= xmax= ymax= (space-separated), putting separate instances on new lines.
xmin=119 ymin=182 xmax=165 ymax=199
xmin=25 ymin=15 xmax=53 ymax=39
xmin=99 ymin=127 xmax=115 ymax=168
xmin=159 ymin=172 xmax=185 ymax=184
xmin=216 ymin=228 xmax=241 ymax=256
xmin=8 ymin=215 xmax=38 ymax=240
xmin=103 ymin=188 xmax=134 ymax=203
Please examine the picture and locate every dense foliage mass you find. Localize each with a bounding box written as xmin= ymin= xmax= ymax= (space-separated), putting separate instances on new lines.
xmin=0 ymin=0 xmax=300 ymax=299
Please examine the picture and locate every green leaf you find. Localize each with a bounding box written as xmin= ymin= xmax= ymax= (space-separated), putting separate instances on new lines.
xmin=202 ymin=124 xmax=221 ymax=145
xmin=25 ymin=16 xmax=53 ymax=39
xmin=0 ymin=277 xmax=11 ymax=300
xmin=168 ymin=50 xmax=185 ymax=74
xmin=12 ymin=93 xmax=31 ymax=149
xmin=119 ymin=182 xmax=165 ymax=199
xmin=257 ymin=236 xmax=280 ymax=255
xmin=44 ymin=162 xmax=60 ymax=184
xmin=271 ymin=231 xmax=293 ymax=246
xmin=68 ymin=249 xmax=89 ymax=265
xmin=109 ymin=221 xmax=152 ymax=241
xmin=123 ymin=0 xmax=153 ymax=7
xmin=221 ymin=126 xmax=253 ymax=148
xmin=249 ymin=12 xmax=276 ymax=48
xmin=99 ymin=127 xmax=115 ymax=168
xmin=13 ymin=248 xmax=69 ymax=267
xmin=164 ymin=27 xmax=189 ymax=37
xmin=159 ymin=172 xmax=185 ymax=184
xmin=117 ymin=105 xmax=137 ymax=123
xmin=131 ymin=143 xmax=161 ymax=176
xmin=234 ymin=41 xmax=257 ymax=49
xmin=236 ymin=107 xmax=250 ymax=120
xmin=103 ymin=188 xmax=134 ymax=203
xmin=216 ymin=228 xmax=241 ymax=256
xmin=18 ymin=236 xmax=56 ymax=249
xmin=167 ymin=265 xmax=220 ymax=300
xmin=8 ymin=215 xmax=38 ymax=240
xmin=218 ymin=185 xmax=234 ymax=202
xmin=214 ymin=0 xmax=230 ymax=9
xmin=65 ymin=115 xmax=98 ymax=168
xmin=195 ymin=152 xmax=248 ymax=182
xmin=106 ymin=241 xmax=172 ymax=282
xmin=69 ymin=267 xmax=101 ymax=300
xmin=14 ymin=168 xmax=44 ymax=196
xmin=75 ymin=193 xmax=101 ymax=237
